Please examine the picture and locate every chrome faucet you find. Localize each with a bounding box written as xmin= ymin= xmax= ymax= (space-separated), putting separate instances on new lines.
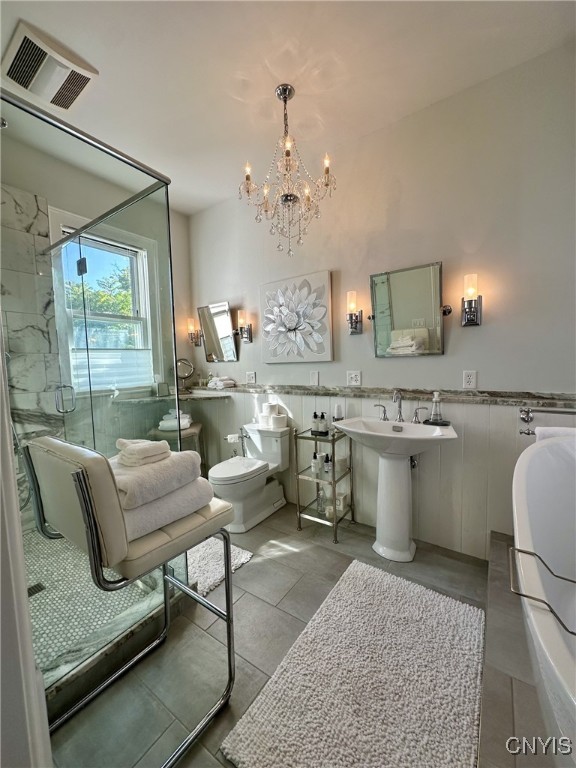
xmin=412 ymin=407 xmax=428 ymax=424
xmin=392 ymin=390 xmax=404 ymax=422
xmin=374 ymin=404 xmax=388 ymax=421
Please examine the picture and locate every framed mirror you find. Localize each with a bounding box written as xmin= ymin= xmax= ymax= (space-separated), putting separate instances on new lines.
xmin=370 ymin=262 xmax=446 ymax=357
xmin=197 ymin=302 xmax=237 ymax=363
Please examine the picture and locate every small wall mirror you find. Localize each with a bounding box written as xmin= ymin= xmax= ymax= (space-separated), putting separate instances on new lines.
xmin=197 ymin=302 xmax=238 ymax=362
xmin=370 ymin=262 xmax=447 ymax=357
xmin=176 ymin=358 xmax=194 ymax=381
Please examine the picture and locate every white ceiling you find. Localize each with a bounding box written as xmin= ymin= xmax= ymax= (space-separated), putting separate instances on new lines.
xmin=1 ymin=1 xmax=574 ymax=216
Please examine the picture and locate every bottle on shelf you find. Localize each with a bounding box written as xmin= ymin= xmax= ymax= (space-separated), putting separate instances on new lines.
xmin=317 ymin=487 xmax=326 ymax=517
xmin=310 ymin=451 xmax=320 ymax=473
xmin=312 ymin=411 xmax=319 ymax=432
xmin=324 ymin=453 xmax=332 ymax=472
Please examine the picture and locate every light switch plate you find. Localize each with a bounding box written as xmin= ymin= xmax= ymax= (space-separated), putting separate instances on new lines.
xmin=310 ymin=371 xmax=319 ymax=386
xmin=246 ymin=371 xmax=256 ymax=384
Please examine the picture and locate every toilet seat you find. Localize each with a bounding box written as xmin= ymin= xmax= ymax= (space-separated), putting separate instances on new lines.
xmin=209 ymin=456 xmax=268 ymax=485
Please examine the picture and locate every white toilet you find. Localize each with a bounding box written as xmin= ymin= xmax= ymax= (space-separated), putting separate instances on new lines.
xmin=208 ymin=423 xmax=290 ymax=533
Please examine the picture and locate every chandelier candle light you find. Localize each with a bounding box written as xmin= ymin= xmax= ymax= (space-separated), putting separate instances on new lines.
xmin=239 ymin=84 xmax=336 ymax=257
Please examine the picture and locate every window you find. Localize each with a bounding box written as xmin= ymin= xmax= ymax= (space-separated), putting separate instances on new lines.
xmin=50 ymin=209 xmax=160 ymax=393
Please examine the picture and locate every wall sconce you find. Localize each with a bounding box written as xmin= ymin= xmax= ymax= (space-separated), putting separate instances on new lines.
xmin=346 ymin=291 xmax=362 ymax=335
xmin=236 ymin=310 xmax=253 ymax=343
xmin=461 ymin=274 xmax=482 ymax=326
xmin=187 ymin=317 xmax=202 ymax=346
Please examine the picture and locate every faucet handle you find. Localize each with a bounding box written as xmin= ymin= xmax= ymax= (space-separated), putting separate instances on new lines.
xmin=412 ymin=407 xmax=428 ymax=424
xmin=374 ymin=404 xmax=389 ymax=421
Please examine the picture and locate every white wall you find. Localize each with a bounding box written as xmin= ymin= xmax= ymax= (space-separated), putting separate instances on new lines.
xmin=188 ymin=45 xmax=575 ymax=394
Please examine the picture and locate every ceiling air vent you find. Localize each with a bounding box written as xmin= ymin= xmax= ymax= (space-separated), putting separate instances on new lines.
xmin=1 ymin=21 xmax=98 ymax=110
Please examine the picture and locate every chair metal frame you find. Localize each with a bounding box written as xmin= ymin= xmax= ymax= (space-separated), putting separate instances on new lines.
xmin=24 ymin=446 xmax=235 ymax=768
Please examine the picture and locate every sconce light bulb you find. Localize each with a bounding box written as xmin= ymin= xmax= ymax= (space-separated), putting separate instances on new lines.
xmin=238 ymin=311 xmax=245 ymax=327
xmin=463 ymin=274 xmax=478 ymax=300
xmin=324 ymin=153 xmax=330 ymax=170
xmin=347 ymin=291 xmax=357 ymax=313
xmin=187 ymin=318 xmax=195 ymax=334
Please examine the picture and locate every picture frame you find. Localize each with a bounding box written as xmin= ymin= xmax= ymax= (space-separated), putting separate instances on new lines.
xmin=260 ymin=270 xmax=333 ymax=363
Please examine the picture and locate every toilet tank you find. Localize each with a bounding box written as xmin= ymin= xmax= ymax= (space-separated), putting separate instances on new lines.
xmin=243 ymin=424 xmax=290 ymax=472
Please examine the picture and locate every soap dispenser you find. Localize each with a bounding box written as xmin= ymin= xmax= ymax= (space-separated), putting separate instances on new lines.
xmin=424 ymin=392 xmax=451 ymax=426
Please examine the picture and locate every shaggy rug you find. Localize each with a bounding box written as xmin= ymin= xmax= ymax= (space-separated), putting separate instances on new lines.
xmin=187 ymin=536 xmax=252 ymax=595
xmin=221 ymin=560 xmax=485 ymax=768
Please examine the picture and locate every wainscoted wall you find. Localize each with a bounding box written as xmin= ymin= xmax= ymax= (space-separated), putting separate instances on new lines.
xmin=180 ymin=388 xmax=576 ymax=561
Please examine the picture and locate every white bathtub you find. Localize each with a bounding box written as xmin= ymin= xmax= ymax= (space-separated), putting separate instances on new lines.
xmin=512 ymin=435 xmax=576 ymax=760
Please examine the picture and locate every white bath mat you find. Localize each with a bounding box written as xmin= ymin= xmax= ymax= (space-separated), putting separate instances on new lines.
xmin=187 ymin=536 xmax=252 ymax=596
xmin=222 ymin=559 xmax=485 ymax=768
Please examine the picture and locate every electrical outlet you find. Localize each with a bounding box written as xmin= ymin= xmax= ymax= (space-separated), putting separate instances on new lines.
xmin=310 ymin=370 xmax=319 ymax=386
xmin=412 ymin=318 xmax=425 ymax=328
xmin=246 ymin=371 xmax=256 ymax=384
xmin=463 ymin=370 xmax=477 ymax=389
xmin=347 ymin=371 xmax=361 ymax=386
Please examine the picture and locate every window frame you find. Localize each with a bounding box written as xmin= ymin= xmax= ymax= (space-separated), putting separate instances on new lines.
xmin=49 ymin=207 xmax=163 ymax=395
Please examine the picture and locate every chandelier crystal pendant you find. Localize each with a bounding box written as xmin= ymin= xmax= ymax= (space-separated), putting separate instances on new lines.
xmin=239 ymin=84 xmax=336 ymax=257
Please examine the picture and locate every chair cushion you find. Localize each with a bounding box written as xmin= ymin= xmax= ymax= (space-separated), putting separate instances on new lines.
xmin=118 ymin=498 xmax=234 ymax=579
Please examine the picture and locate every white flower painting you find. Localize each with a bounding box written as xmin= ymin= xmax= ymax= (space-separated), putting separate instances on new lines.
xmin=260 ymin=270 xmax=333 ymax=362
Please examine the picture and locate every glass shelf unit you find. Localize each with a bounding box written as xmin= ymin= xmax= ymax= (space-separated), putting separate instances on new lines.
xmin=293 ymin=428 xmax=355 ymax=543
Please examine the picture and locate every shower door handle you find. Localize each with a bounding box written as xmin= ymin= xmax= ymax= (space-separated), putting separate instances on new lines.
xmin=55 ymin=384 xmax=76 ymax=414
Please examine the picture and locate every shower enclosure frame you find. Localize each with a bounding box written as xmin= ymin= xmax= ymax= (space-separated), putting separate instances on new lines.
xmin=1 ymin=88 xmax=184 ymax=725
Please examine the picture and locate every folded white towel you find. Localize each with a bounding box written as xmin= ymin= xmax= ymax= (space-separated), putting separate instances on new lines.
xmin=117 ymin=452 xmax=170 ymax=467
xmin=215 ymin=379 xmax=236 ymax=389
xmin=535 ymin=426 xmax=576 ymax=441
xmin=109 ymin=451 xmax=201 ymax=509
xmin=157 ymin=418 xmax=191 ymax=431
xmin=162 ymin=411 xmax=184 ymax=420
xmin=122 ymin=477 xmax=214 ymax=541
xmin=115 ymin=438 xmax=170 ymax=462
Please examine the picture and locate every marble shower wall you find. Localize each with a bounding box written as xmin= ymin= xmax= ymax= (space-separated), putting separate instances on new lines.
xmin=1 ymin=183 xmax=63 ymax=527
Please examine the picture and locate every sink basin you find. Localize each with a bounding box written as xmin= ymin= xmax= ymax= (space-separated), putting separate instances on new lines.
xmin=336 ymin=416 xmax=458 ymax=562
xmin=335 ymin=417 xmax=457 ymax=456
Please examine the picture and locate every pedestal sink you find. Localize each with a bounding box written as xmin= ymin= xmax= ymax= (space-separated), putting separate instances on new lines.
xmin=335 ymin=418 xmax=458 ymax=562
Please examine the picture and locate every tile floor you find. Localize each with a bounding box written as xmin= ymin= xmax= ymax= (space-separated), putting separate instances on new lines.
xmin=50 ymin=504 xmax=491 ymax=768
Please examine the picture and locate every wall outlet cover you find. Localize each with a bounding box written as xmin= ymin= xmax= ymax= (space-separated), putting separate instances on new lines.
xmin=246 ymin=371 xmax=256 ymax=384
xmin=310 ymin=370 xmax=319 ymax=386
xmin=463 ymin=370 xmax=477 ymax=389
xmin=347 ymin=371 xmax=361 ymax=386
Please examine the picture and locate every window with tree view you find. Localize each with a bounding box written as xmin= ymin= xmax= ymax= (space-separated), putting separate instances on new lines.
xmin=61 ymin=233 xmax=154 ymax=392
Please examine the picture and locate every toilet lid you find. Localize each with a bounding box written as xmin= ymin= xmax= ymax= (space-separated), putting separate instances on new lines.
xmin=209 ymin=456 xmax=269 ymax=484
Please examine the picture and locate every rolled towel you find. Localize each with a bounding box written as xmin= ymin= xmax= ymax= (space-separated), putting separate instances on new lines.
xmin=535 ymin=426 xmax=576 ymax=441
xmin=109 ymin=450 xmax=201 ymax=509
xmin=115 ymin=438 xmax=170 ymax=461
xmin=122 ymin=477 xmax=214 ymax=541
xmin=207 ymin=379 xmax=218 ymax=389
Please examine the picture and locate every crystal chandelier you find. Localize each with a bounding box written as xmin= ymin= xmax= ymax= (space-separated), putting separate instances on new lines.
xmin=239 ymin=84 xmax=336 ymax=257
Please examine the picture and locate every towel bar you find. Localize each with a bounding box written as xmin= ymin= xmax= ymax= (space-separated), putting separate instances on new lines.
xmin=508 ymin=546 xmax=576 ymax=636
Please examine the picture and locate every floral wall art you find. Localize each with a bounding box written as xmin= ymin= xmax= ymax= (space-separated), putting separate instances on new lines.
xmin=260 ymin=270 xmax=333 ymax=363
